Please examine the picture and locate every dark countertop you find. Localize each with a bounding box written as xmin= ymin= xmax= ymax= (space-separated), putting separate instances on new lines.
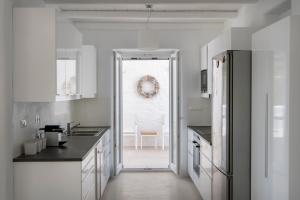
xmin=188 ymin=126 xmax=212 ymax=145
xmin=13 ymin=126 xmax=110 ymax=162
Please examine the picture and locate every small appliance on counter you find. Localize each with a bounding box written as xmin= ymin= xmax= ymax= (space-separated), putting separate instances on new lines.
xmin=43 ymin=125 xmax=68 ymax=147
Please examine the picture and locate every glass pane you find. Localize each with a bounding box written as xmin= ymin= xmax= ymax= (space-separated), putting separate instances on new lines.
xmin=56 ymin=59 xmax=77 ymax=95
xmin=56 ymin=60 xmax=66 ymax=96
xmin=65 ymin=60 xmax=77 ymax=95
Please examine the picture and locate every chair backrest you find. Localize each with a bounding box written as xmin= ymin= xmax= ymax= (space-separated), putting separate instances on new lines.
xmin=135 ymin=114 xmax=164 ymax=134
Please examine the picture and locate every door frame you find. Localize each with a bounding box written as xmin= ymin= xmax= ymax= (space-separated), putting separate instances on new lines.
xmin=112 ymin=49 xmax=181 ymax=175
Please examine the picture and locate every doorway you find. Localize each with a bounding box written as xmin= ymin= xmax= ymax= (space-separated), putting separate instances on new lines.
xmin=113 ymin=49 xmax=180 ymax=175
xmin=122 ymin=59 xmax=170 ymax=169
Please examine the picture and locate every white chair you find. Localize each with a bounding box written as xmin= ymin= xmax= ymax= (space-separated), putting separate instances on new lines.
xmin=123 ymin=125 xmax=138 ymax=150
xmin=139 ymin=130 xmax=160 ymax=150
xmin=136 ymin=120 xmax=164 ymax=150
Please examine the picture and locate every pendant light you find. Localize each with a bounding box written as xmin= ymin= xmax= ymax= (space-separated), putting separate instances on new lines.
xmin=138 ymin=3 xmax=159 ymax=50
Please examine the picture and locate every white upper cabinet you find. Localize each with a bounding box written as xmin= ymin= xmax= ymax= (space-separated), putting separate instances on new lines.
xmin=13 ymin=7 xmax=96 ymax=102
xmin=14 ymin=8 xmax=57 ymax=102
xmin=201 ymin=28 xmax=254 ymax=97
xmin=80 ymin=45 xmax=97 ymax=98
xmin=252 ymin=16 xmax=300 ymax=200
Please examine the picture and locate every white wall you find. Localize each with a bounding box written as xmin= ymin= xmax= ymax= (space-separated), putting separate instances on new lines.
xmin=0 ymin=0 xmax=13 ymax=199
xmin=225 ymin=0 xmax=291 ymax=28
xmin=292 ymin=0 xmax=300 ymax=14
xmin=73 ymin=22 xmax=223 ymax=175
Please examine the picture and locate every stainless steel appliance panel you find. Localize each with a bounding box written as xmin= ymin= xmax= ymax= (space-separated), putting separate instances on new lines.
xmin=212 ymin=52 xmax=231 ymax=174
xmin=212 ymin=165 xmax=232 ymax=200
xmin=193 ymin=137 xmax=201 ymax=177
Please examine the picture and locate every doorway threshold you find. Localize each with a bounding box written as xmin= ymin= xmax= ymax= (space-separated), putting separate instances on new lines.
xmin=122 ymin=168 xmax=171 ymax=172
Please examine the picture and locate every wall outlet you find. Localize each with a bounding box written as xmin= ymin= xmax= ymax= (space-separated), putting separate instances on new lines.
xmin=20 ymin=120 xmax=27 ymax=128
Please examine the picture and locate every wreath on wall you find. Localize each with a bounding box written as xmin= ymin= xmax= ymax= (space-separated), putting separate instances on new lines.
xmin=137 ymin=75 xmax=160 ymax=98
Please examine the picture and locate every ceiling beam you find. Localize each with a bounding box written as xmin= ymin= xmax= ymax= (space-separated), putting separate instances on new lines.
xmin=45 ymin=0 xmax=257 ymax=4
xmin=59 ymin=10 xmax=238 ymax=23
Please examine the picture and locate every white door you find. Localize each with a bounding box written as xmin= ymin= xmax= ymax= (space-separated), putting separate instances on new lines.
xmin=113 ymin=51 xmax=123 ymax=175
xmin=169 ymin=51 xmax=180 ymax=174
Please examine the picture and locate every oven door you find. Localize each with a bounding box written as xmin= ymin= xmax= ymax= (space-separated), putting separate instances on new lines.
xmin=193 ymin=141 xmax=200 ymax=177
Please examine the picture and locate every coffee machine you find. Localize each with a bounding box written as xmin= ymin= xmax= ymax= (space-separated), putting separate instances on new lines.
xmin=43 ymin=125 xmax=68 ymax=147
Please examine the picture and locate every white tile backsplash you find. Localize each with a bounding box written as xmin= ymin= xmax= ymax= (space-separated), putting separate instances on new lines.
xmin=13 ymin=101 xmax=74 ymax=157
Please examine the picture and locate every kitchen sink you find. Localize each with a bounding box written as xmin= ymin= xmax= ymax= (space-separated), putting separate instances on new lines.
xmin=71 ymin=126 xmax=106 ymax=137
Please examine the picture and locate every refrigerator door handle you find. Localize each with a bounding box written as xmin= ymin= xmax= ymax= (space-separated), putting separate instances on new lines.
xmin=265 ymin=93 xmax=269 ymax=178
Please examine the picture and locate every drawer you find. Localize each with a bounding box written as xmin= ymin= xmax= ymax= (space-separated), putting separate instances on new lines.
xmin=82 ymin=158 xmax=94 ymax=181
xmin=82 ymin=148 xmax=95 ymax=170
xmin=199 ymin=138 xmax=212 ymax=161
xmin=188 ymin=129 xmax=194 ymax=142
xmin=188 ymin=153 xmax=194 ymax=180
xmin=198 ymin=166 xmax=212 ymax=200
xmin=188 ymin=142 xmax=193 ymax=155
xmin=200 ymin=152 xmax=212 ymax=177
xmin=82 ymin=166 xmax=95 ymax=200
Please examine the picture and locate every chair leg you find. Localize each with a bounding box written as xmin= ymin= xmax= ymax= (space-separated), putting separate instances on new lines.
xmin=140 ymin=136 xmax=143 ymax=150
xmin=135 ymin=135 xmax=137 ymax=150
xmin=162 ymin=134 xmax=164 ymax=151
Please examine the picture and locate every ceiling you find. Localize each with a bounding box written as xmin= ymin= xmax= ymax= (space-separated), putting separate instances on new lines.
xmin=45 ymin=0 xmax=257 ymax=3
xmin=44 ymin=0 xmax=258 ymax=23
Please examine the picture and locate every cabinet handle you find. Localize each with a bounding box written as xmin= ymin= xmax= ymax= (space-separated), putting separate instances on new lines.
xmin=265 ymin=93 xmax=269 ymax=178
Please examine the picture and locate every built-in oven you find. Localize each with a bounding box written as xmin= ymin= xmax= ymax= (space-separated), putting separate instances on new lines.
xmin=193 ymin=135 xmax=201 ymax=177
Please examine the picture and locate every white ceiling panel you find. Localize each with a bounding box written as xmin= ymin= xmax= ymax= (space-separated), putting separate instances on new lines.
xmin=45 ymin=0 xmax=257 ymax=3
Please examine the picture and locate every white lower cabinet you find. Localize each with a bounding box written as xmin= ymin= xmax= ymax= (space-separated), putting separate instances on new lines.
xmin=82 ymin=149 xmax=96 ymax=200
xmin=96 ymin=130 xmax=111 ymax=199
xmin=14 ymin=129 xmax=111 ymax=200
xmin=197 ymin=167 xmax=212 ymax=200
xmin=188 ymin=129 xmax=194 ymax=180
xmin=187 ymin=128 xmax=212 ymax=200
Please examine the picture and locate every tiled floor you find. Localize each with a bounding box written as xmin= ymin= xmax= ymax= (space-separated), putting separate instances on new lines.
xmin=102 ymin=172 xmax=202 ymax=200
xmin=123 ymin=147 xmax=169 ymax=168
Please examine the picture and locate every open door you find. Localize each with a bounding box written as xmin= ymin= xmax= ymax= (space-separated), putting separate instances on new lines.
xmin=113 ymin=51 xmax=123 ymax=175
xmin=169 ymin=51 xmax=180 ymax=174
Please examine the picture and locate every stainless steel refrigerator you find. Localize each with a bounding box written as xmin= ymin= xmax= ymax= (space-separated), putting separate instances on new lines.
xmin=212 ymin=50 xmax=251 ymax=200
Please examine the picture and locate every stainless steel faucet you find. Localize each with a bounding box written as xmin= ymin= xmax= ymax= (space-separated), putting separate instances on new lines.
xmin=67 ymin=121 xmax=80 ymax=136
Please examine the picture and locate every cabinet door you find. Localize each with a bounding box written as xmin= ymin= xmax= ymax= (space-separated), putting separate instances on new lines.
xmin=198 ymin=167 xmax=212 ymax=200
xmin=188 ymin=152 xmax=194 ymax=181
xmin=100 ymin=150 xmax=106 ymax=196
xmin=82 ymin=149 xmax=96 ymax=200
xmin=56 ymin=57 xmax=78 ymax=96
xmin=252 ymin=17 xmax=290 ymax=200
xmin=80 ymin=45 xmax=97 ymax=98
xmin=13 ymin=8 xmax=56 ymax=102
xmin=188 ymin=129 xmax=193 ymax=155
xmin=187 ymin=129 xmax=194 ymax=180
xmin=96 ymin=142 xmax=102 ymax=200
xmin=251 ymin=49 xmax=271 ymax=200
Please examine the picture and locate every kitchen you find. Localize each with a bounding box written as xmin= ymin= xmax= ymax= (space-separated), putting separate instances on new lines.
xmin=1 ymin=0 xmax=300 ymax=200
